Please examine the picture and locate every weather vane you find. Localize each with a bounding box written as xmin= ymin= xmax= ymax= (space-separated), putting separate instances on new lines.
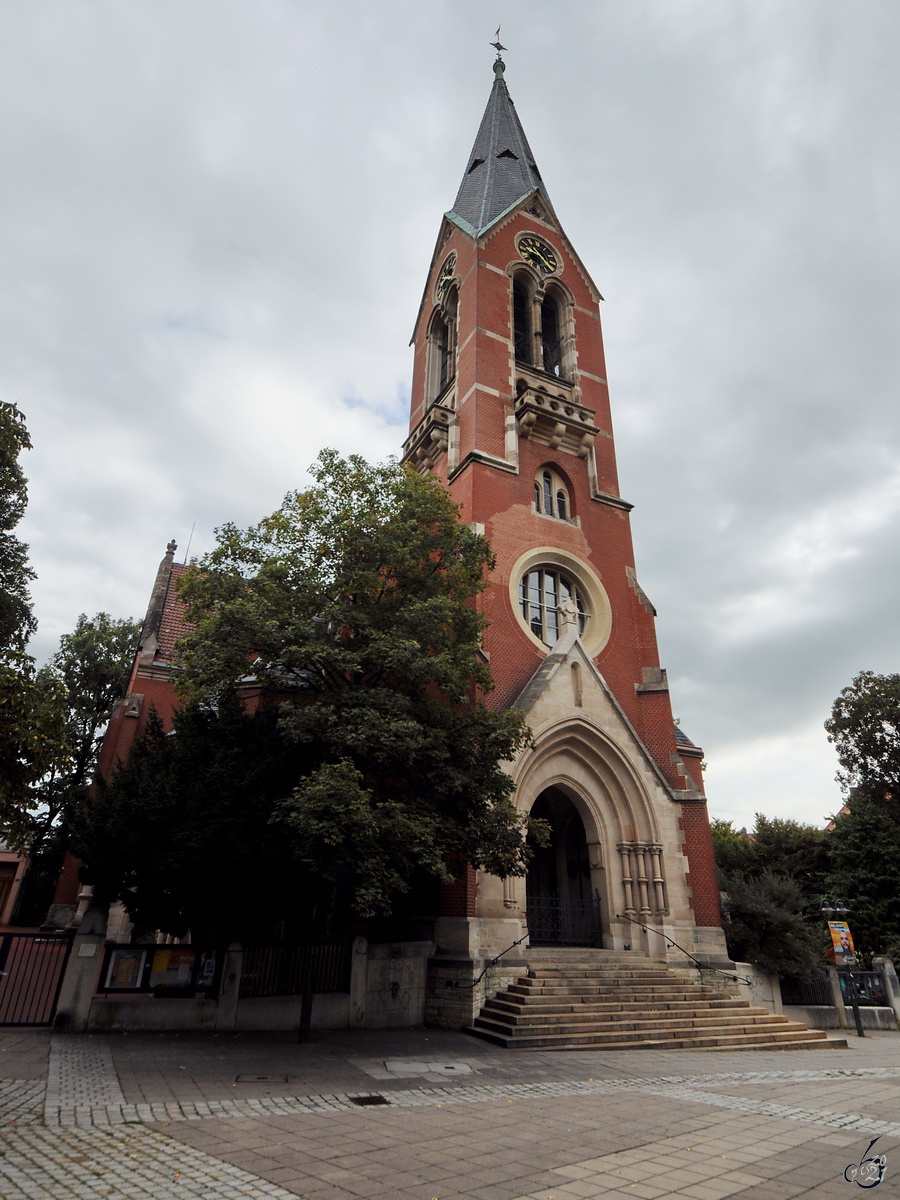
xmin=490 ymin=26 xmax=507 ymax=58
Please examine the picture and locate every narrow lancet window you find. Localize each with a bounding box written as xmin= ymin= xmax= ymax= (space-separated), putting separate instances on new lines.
xmin=513 ymin=279 xmax=532 ymax=365
xmin=436 ymin=315 xmax=450 ymax=391
xmin=541 ymin=294 xmax=563 ymax=377
xmin=542 ymin=471 xmax=554 ymax=516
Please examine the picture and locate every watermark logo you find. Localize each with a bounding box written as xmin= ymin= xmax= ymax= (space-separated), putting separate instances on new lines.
xmin=844 ymin=1137 xmax=887 ymax=1189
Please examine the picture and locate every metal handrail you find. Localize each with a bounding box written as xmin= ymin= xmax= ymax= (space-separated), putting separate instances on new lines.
xmin=616 ymin=914 xmax=751 ymax=986
xmin=446 ymin=933 xmax=530 ymax=990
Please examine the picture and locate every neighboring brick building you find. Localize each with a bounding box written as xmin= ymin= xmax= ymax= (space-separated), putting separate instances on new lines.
xmin=51 ymin=58 xmax=726 ymax=978
xmin=404 ymin=56 xmax=726 ymax=979
xmin=47 ymin=542 xmax=192 ymax=929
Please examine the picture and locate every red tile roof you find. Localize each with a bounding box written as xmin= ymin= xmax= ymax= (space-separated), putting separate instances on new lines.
xmin=156 ymin=563 xmax=192 ymax=663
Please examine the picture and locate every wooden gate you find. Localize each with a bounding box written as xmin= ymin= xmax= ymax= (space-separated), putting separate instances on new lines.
xmin=0 ymin=932 xmax=73 ymax=1026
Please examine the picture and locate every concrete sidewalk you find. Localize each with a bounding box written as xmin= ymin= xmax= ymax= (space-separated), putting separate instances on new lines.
xmin=1 ymin=1026 xmax=899 ymax=1198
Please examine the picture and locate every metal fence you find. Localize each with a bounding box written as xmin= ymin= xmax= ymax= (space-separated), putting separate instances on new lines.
xmin=781 ymin=969 xmax=890 ymax=1009
xmin=239 ymin=944 xmax=352 ymax=998
xmin=524 ymin=895 xmax=601 ymax=947
xmin=779 ymin=973 xmax=833 ymax=1007
xmin=0 ymin=933 xmax=73 ymax=1026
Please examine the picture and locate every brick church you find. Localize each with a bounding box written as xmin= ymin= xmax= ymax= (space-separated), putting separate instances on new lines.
xmin=51 ymin=57 xmax=727 ymax=996
xmin=402 ymin=54 xmax=726 ymax=990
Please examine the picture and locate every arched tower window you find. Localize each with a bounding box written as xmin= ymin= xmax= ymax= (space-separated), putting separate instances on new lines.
xmin=436 ymin=312 xmax=450 ymax=390
xmin=542 ymin=470 xmax=553 ymax=515
xmin=426 ymin=286 xmax=458 ymax=402
xmin=534 ymin=467 xmax=572 ymax=520
xmin=513 ymin=277 xmax=533 ymax=365
xmin=540 ymin=291 xmax=564 ymax=378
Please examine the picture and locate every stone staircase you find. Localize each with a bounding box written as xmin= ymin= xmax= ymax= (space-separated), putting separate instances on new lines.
xmin=466 ymin=948 xmax=847 ymax=1051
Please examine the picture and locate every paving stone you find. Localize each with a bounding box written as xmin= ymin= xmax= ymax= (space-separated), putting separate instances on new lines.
xmin=0 ymin=1124 xmax=302 ymax=1199
xmin=5 ymin=1027 xmax=900 ymax=1198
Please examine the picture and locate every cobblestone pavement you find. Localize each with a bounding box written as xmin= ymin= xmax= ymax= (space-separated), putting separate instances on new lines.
xmin=1 ymin=1028 xmax=900 ymax=1197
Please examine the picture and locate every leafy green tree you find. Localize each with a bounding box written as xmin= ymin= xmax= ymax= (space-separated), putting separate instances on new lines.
xmin=43 ymin=613 xmax=140 ymax=807
xmin=174 ymin=450 xmax=535 ymax=921
xmin=719 ymin=869 xmax=822 ymax=979
xmin=711 ymin=815 xmax=830 ymax=898
xmin=0 ymin=614 xmax=139 ymax=847
xmin=0 ymin=402 xmax=36 ymax=651
xmin=69 ymin=700 xmax=312 ymax=944
xmin=8 ymin=613 xmax=140 ymax=923
xmin=0 ymin=654 xmax=69 ymax=849
xmin=827 ymin=793 xmax=900 ymax=960
xmin=710 ymin=819 xmax=755 ymax=876
xmin=711 ymin=815 xmax=831 ymax=974
xmin=823 ymin=671 xmax=900 ymax=956
xmin=0 ymin=403 xmax=69 ymax=848
xmin=825 ymin=670 xmax=900 ymax=800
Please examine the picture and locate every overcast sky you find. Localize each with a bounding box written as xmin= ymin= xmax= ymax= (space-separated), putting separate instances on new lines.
xmin=3 ymin=1 xmax=898 ymax=830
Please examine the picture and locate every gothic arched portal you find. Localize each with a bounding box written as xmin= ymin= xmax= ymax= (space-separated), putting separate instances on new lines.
xmin=525 ymin=786 xmax=600 ymax=946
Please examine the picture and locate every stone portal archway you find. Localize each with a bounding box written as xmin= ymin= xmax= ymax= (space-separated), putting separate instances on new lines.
xmin=525 ymin=787 xmax=601 ymax=946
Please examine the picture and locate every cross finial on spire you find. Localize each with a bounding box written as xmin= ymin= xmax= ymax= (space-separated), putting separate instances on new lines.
xmin=490 ymin=26 xmax=507 ymax=60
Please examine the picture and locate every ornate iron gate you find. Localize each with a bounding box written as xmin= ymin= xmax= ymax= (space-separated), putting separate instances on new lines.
xmin=0 ymin=932 xmax=73 ymax=1026
xmin=525 ymin=895 xmax=601 ymax=947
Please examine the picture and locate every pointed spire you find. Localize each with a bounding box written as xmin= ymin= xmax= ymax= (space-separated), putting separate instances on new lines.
xmin=449 ymin=59 xmax=554 ymax=237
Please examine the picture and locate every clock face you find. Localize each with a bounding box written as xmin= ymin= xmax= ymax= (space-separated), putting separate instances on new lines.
xmin=435 ymin=253 xmax=457 ymax=301
xmin=518 ymin=235 xmax=558 ymax=275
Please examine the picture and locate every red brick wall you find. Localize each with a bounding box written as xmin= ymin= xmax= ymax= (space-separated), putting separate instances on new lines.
xmin=679 ymin=802 xmax=722 ymax=927
xmin=410 ymin=211 xmax=684 ymax=789
xmin=410 ymin=202 xmax=722 ymax=932
xmin=440 ymin=865 xmax=478 ymax=917
xmin=52 ymin=851 xmax=81 ymax=906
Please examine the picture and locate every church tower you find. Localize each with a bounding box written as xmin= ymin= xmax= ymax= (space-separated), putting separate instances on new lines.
xmin=405 ymin=58 xmax=728 ymax=1021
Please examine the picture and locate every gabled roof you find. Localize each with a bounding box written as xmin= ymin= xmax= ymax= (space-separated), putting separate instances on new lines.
xmin=511 ymin=625 xmax=705 ymax=803
xmin=135 ymin=541 xmax=191 ymax=669
xmin=449 ymin=58 xmax=556 ymax=237
xmin=157 ymin=563 xmax=190 ymax=663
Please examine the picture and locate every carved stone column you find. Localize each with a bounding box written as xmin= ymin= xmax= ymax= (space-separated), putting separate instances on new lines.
xmin=648 ymin=844 xmax=668 ymax=916
xmin=633 ymin=845 xmax=652 ymax=916
xmin=617 ymin=843 xmax=636 ymax=918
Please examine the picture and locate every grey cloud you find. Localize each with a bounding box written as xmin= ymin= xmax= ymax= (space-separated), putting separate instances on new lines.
xmin=1 ymin=0 xmax=897 ymax=827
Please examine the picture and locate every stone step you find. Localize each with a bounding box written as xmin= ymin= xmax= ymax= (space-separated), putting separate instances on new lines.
xmin=514 ymin=975 xmax=708 ymax=986
xmin=526 ymin=971 xmax=678 ymax=982
xmin=470 ymin=1016 xmax=829 ymax=1043
xmin=466 ymin=1024 xmax=845 ymax=1051
xmin=470 ymin=952 xmax=837 ymax=1053
xmin=506 ymin=984 xmax=736 ymax=1001
xmin=473 ymin=1011 xmax=796 ymax=1036
xmin=483 ymin=998 xmax=765 ymax=1019
xmin=487 ymin=994 xmax=753 ymax=1012
xmin=524 ymin=949 xmax=660 ymax=958
xmin=517 ymin=970 xmax=720 ymax=984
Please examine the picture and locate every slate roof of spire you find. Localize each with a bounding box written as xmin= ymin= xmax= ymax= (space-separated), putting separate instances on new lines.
xmin=674 ymin=725 xmax=699 ymax=749
xmin=449 ymin=59 xmax=554 ymax=236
